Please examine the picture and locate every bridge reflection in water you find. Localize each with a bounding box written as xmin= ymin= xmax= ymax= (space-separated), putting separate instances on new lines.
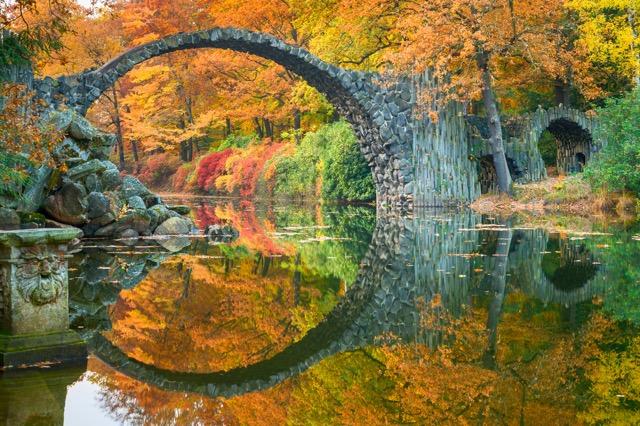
xmin=65 ymin=208 xmax=605 ymax=400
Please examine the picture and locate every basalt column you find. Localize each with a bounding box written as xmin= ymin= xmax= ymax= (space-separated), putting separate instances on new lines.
xmin=0 ymin=229 xmax=87 ymax=368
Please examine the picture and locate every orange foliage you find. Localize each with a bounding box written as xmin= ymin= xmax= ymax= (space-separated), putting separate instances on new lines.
xmin=212 ymin=201 xmax=294 ymax=256
xmin=171 ymin=163 xmax=195 ymax=192
xmin=108 ymin=254 xmax=311 ymax=373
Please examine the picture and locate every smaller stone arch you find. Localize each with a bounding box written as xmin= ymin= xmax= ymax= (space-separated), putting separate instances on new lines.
xmin=476 ymin=155 xmax=523 ymax=194
xmin=523 ymin=106 xmax=599 ymax=175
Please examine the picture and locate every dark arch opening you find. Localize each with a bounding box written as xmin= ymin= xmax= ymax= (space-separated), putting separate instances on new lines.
xmin=477 ymin=155 xmax=522 ymax=194
xmin=541 ymin=237 xmax=598 ymax=291
xmin=540 ymin=118 xmax=592 ymax=175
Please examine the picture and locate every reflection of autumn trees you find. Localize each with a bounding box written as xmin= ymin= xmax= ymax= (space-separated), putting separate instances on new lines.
xmin=91 ymin=291 xmax=640 ymax=424
xmin=107 ymin=250 xmax=343 ymax=373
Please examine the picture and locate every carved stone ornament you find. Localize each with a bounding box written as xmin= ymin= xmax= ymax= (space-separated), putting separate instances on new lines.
xmin=15 ymin=246 xmax=65 ymax=306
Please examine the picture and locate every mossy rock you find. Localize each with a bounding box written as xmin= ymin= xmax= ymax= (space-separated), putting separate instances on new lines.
xmin=18 ymin=211 xmax=46 ymax=227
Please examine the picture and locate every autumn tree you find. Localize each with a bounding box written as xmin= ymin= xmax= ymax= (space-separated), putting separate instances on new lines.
xmin=568 ymin=0 xmax=640 ymax=94
xmin=357 ymin=0 xmax=568 ymax=193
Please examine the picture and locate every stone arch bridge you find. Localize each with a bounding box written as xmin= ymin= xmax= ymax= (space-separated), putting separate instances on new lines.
xmin=32 ymin=28 xmax=415 ymax=210
xmin=24 ymin=29 xmax=599 ymax=208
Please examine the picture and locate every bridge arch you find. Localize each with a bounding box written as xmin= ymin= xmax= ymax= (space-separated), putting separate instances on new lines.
xmin=524 ymin=106 xmax=598 ymax=174
xmin=34 ymin=28 xmax=415 ymax=209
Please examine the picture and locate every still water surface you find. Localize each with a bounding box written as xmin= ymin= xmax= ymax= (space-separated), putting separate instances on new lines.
xmin=1 ymin=197 xmax=640 ymax=425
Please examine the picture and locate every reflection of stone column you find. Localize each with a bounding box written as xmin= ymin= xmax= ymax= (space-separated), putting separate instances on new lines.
xmin=0 ymin=229 xmax=87 ymax=368
xmin=0 ymin=365 xmax=85 ymax=425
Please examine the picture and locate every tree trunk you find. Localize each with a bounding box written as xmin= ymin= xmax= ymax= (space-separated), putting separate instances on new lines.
xmin=254 ymin=117 xmax=264 ymax=139
xmin=225 ymin=117 xmax=232 ymax=137
xmin=263 ymin=118 xmax=273 ymax=139
xmin=482 ymin=227 xmax=513 ymax=370
xmin=554 ymin=78 xmax=571 ymax=107
xmin=180 ymin=140 xmax=192 ymax=162
xmin=111 ymin=85 xmax=126 ymax=171
xmin=293 ymin=109 xmax=301 ymax=144
xmin=477 ymin=50 xmax=512 ymax=194
xmin=131 ymin=139 xmax=140 ymax=174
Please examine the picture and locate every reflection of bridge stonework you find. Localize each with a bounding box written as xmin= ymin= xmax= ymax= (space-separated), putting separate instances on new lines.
xmin=69 ymin=212 xmax=607 ymax=398
xmin=507 ymin=228 xmax=605 ymax=306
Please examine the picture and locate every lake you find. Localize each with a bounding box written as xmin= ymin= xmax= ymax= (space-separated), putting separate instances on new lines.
xmin=1 ymin=197 xmax=639 ymax=425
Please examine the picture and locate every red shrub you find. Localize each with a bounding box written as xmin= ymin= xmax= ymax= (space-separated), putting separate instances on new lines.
xmin=137 ymin=153 xmax=182 ymax=190
xmin=196 ymin=149 xmax=234 ymax=192
xmin=172 ymin=163 xmax=194 ymax=192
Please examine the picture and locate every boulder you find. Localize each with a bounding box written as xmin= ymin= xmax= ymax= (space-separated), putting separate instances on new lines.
xmin=121 ymin=176 xmax=151 ymax=198
xmin=68 ymin=114 xmax=97 ymax=141
xmin=117 ymin=228 xmax=139 ymax=239
xmin=88 ymin=133 xmax=116 ymax=160
xmin=0 ymin=207 xmax=20 ymax=230
xmin=94 ymin=209 xmax=151 ymax=237
xmin=168 ymin=205 xmax=191 ymax=215
xmin=101 ymin=160 xmax=119 ymax=171
xmin=18 ymin=211 xmax=46 ymax=228
xmin=127 ymin=196 xmax=146 ymax=210
xmin=85 ymin=173 xmax=101 ymax=193
xmin=43 ymin=181 xmax=88 ymax=226
xmin=21 ymin=166 xmax=52 ymax=213
xmin=45 ymin=218 xmax=83 ymax=235
xmin=82 ymin=212 xmax=115 ymax=237
xmin=103 ymin=191 xmax=126 ymax=216
xmin=144 ymin=194 xmax=162 ymax=208
xmin=91 ymin=212 xmax=116 ymax=227
xmin=43 ymin=109 xmax=73 ymax=133
xmin=87 ymin=192 xmax=111 ymax=219
xmin=101 ymin=169 xmax=122 ymax=191
xmin=147 ymin=204 xmax=180 ymax=229
xmin=153 ymin=217 xmax=192 ymax=236
xmin=54 ymin=137 xmax=88 ymax=162
xmin=67 ymin=159 xmax=106 ymax=181
xmin=158 ymin=236 xmax=191 ymax=253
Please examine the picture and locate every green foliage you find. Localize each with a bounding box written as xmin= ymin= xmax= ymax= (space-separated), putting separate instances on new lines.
xmin=586 ymin=225 xmax=640 ymax=326
xmin=538 ymin=130 xmax=558 ymax=167
xmin=0 ymin=2 xmax=70 ymax=73
xmin=585 ymin=88 xmax=640 ymax=195
xmin=272 ymin=133 xmax=321 ymax=198
xmin=298 ymin=205 xmax=375 ymax=285
xmin=272 ymin=121 xmax=375 ymax=201
xmin=211 ymin=134 xmax=253 ymax=152
xmin=321 ymin=122 xmax=375 ymax=201
xmin=0 ymin=150 xmax=30 ymax=202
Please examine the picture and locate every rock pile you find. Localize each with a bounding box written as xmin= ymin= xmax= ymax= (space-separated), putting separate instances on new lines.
xmin=0 ymin=109 xmax=195 ymax=238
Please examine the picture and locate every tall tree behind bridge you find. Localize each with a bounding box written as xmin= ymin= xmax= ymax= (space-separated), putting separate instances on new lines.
xmin=339 ymin=0 xmax=572 ymax=193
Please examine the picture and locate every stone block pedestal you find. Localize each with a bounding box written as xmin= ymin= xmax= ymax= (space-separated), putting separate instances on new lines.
xmin=0 ymin=229 xmax=87 ymax=369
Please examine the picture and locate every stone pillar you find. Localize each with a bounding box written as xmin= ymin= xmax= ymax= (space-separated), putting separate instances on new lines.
xmin=0 ymin=229 xmax=87 ymax=369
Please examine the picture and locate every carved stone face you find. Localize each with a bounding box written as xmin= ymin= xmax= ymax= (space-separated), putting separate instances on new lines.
xmin=15 ymin=246 xmax=65 ymax=306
